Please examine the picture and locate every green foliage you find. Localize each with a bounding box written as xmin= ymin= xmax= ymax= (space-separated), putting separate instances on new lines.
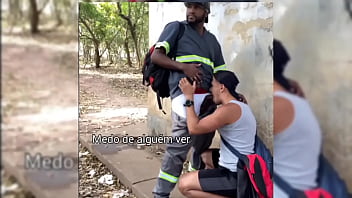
xmin=79 ymin=2 xmax=149 ymax=68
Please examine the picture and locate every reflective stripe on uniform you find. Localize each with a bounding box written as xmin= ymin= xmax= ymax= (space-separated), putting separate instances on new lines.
xmin=158 ymin=170 xmax=179 ymax=183
xmin=155 ymin=41 xmax=170 ymax=55
xmin=176 ymin=55 xmax=214 ymax=68
xmin=213 ymin=64 xmax=227 ymax=73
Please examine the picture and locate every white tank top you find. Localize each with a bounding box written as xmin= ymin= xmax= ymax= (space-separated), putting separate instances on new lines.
xmin=219 ymin=100 xmax=256 ymax=172
xmin=274 ymin=91 xmax=322 ymax=197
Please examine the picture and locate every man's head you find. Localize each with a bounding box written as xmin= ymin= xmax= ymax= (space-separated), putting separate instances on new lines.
xmin=184 ymin=2 xmax=210 ymax=24
xmin=211 ymin=71 xmax=240 ymax=105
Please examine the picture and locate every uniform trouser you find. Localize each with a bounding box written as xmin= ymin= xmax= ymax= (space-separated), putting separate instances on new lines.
xmin=153 ymin=95 xmax=216 ymax=198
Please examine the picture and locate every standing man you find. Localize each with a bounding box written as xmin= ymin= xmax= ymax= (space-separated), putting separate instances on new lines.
xmin=151 ymin=3 xmax=228 ymax=198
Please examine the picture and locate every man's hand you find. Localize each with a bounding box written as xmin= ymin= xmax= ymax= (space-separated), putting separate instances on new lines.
xmin=288 ymin=79 xmax=305 ymax=98
xmin=237 ymin=93 xmax=248 ymax=104
xmin=151 ymin=49 xmax=203 ymax=84
xmin=180 ymin=63 xmax=203 ymax=83
xmin=179 ymin=77 xmax=196 ymax=98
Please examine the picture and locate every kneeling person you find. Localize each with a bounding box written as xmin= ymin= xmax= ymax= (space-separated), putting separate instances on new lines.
xmin=178 ymin=71 xmax=256 ymax=198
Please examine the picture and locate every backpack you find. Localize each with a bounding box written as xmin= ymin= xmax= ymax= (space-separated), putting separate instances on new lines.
xmin=254 ymin=135 xmax=273 ymax=177
xmin=274 ymin=154 xmax=351 ymax=198
xmin=221 ymin=135 xmax=273 ymax=198
xmin=142 ymin=21 xmax=185 ymax=114
xmin=317 ymin=154 xmax=351 ymax=198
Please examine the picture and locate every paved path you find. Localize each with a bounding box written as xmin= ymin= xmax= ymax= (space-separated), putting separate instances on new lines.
xmin=80 ymin=121 xmax=185 ymax=198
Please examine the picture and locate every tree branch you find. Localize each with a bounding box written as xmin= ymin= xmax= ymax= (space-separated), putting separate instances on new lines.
xmin=79 ymin=15 xmax=97 ymax=42
xmin=116 ymin=2 xmax=130 ymax=21
xmin=80 ymin=34 xmax=93 ymax=40
xmin=99 ymin=31 xmax=120 ymax=58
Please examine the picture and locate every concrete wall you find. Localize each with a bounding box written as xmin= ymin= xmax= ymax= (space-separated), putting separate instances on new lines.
xmin=148 ymin=2 xmax=273 ymax=150
xmin=274 ymin=0 xmax=352 ymax=190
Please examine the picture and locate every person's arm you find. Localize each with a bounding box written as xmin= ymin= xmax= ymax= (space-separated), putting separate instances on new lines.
xmin=151 ymin=21 xmax=203 ymax=82
xmin=151 ymin=48 xmax=185 ymax=71
xmin=186 ymin=105 xmax=239 ymax=135
xmin=179 ymin=78 xmax=240 ymax=134
xmin=152 ymin=49 xmax=203 ymax=83
xmin=151 ymin=21 xmax=180 ymax=70
xmin=212 ymin=40 xmax=227 ymax=73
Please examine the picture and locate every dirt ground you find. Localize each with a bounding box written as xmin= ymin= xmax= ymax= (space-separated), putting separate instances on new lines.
xmin=79 ymin=66 xmax=148 ymax=197
xmin=1 ymin=27 xmax=148 ymax=197
xmin=2 ymin=30 xmax=78 ymax=197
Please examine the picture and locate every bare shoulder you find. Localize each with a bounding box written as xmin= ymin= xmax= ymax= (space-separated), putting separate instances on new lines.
xmin=274 ymin=95 xmax=294 ymax=134
xmin=217 ymin=102 xmax=242 ymax=124
xmin=274 ymin=95 xmax=294 ymax=112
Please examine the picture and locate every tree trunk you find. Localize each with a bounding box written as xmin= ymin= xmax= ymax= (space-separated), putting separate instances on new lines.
xmin=124 ymin=40 xmax=132 ymax=68
xmin=124 ymin=29 xmax=132 ymax=68
xmin=83 ymin=41 xmax=90 ymax=64
xmin=139 ymin=14 xmax=145 ymax=55
xmin=129 ymin=23 xmax=141 ymax=68
xmin=108 ymin=48 xmax=113 ymax=65
xmin=117 ymin=2 xmax=141 ymax=68
xmin=29 ymin=0 xmax=39 ymax=34
xmin=94 ymin=42 xmax=101 ymax=68
xmin=114 ymin=49 xmax=120 ymax=64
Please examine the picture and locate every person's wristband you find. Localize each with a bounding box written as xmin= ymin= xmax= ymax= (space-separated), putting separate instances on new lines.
xmin=183 ymin=100 xmax=194 ymax=107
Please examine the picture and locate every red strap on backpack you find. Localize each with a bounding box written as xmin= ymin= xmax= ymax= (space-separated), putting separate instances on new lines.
xmin=221 ymin=136 xmax=273 ymax=198
xmin=275 ymin=171 xmax=334 ymax=198
xmin=304 ymin=189 xmax=333 ymax=198
xmin=246 ymin=154 xmax=273 ymax=198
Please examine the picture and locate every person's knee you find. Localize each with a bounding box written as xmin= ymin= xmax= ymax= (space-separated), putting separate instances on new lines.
xmin=178 ymin=175 xmax=192 ymax=195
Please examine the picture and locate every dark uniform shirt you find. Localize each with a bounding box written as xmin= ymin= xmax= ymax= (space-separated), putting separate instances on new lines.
xmin=155 ymin=21 xmax=227 ymax=99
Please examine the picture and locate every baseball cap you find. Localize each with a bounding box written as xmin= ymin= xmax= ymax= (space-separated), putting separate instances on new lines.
xmin=184 ymin=2 xmax=210 ymax=13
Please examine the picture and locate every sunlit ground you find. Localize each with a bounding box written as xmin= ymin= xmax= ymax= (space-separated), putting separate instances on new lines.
xmin=80 ymin=69 xmax=143 ymax=79
xmin=84 ymin=107 xmax=148 ymax=120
